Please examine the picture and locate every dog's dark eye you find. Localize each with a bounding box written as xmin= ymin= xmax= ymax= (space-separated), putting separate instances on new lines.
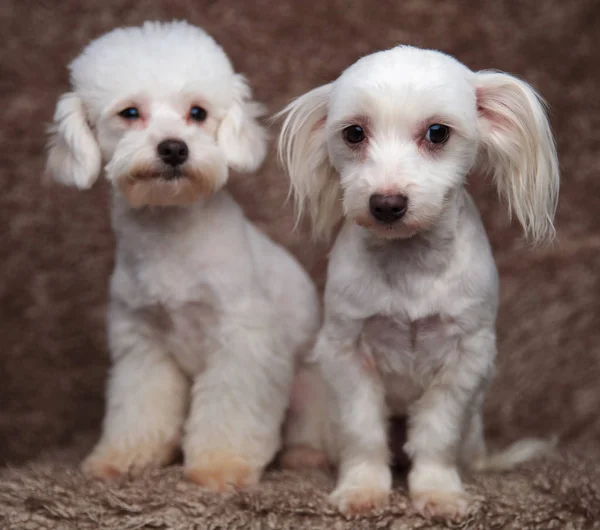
xmin=189 ymin=106 xmax=208 ymax=122
xmin=343 ymin=125 xmax=365 ymax=144
xmin=426 ymin=124 xmax=450 ymax=144
xmin=118 ymin=107 xmax=140 ymax=119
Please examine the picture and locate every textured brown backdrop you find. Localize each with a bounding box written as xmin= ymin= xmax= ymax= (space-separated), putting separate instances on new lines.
xmin=1 ymin=0 xmax=599 ymax=528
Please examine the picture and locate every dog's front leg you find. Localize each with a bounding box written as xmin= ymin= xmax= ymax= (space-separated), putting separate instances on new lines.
xmin=183 ymin=324 xmax=293 ymax=492
xmin=314 ymin=318 xmax=392 ymax=515
xmin=83 ymin=318 xmax=190 ymax=478
xmin=406 ymin=328 xmax=495 ymax=522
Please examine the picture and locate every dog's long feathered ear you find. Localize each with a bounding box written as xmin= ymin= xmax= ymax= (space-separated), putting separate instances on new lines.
xmin=45 ymin=92 xmax=102 ymax=189
xmin=217 ymin=74 xmax=267 ymax=173
xmin=474 ymin=72 xmax=559 ymax=243
xmin=277 ymin=83 xmax=340 ymax=241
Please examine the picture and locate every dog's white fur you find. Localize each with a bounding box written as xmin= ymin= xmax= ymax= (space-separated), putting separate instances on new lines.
xmin=278 ymin=46 xmax=559 ymax=519
xmin=46 ymin=21 xmax=321 ymax=490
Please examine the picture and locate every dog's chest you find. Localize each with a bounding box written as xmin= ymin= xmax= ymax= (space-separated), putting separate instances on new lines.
xmin=119 ymin=252 xmax=238 ymax=376
xmin=113 ymin=226 xmax=247 ymax=377
xmin=134 ymin=253 xmax=218 ymax=305
xmin=361 ymin=311 xmax=459 ymax=394
xmin=358 ymin=258 xmax=463 ymax=411
xmin=160 ymin=300 xmax=220 ymax=377
xmin=362 ymin=312 xmax=461 ymax=414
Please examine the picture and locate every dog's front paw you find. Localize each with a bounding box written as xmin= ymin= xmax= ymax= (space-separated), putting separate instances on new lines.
xmin=330 ymin=485 xmax=390 ymax=515
xmin=280 ymin=444 xmax=330 ymax=470
xmin=330 ymin=460 xmax=392 ymax=515
xmin=82 ymin=453 xmax=124 ymax=480
xmin=408 ymin=461 xmax=471 ymax=521
xmin=185 ymin=452 xmax=260 ymax=492
xmin=411 ymin=490 xmax=471 ymax=521
xmin=82 ymin=438 xmax=178 ymax=479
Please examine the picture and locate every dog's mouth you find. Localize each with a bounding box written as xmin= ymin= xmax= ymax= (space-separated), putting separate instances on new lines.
xmin=354 ymin=214 xmax=424 ymax=240
xmin=161 ymin=165 xmax=184 ymax=181
xmin=117 ymin=163 xmax=216 ymax=208
xmin=131 ymin=164 xmax=189 ymax=182
xmin=355 ymin=212 xmax=402 ymax=230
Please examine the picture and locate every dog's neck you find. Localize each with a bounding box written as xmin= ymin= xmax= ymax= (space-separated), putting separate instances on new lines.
xmin=110 ymin=189 xmax=221 ymax=243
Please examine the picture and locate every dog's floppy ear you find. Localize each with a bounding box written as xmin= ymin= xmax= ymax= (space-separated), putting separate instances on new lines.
xmin=217 ymin=74 xmax=267 ymax=173
xmin=474 ymin=72 xmax=559 ymax=243
xmin=46 ymin=92 xmax=102 ymax=189
xmin=277 ymin=83 xmax=340 ymax=241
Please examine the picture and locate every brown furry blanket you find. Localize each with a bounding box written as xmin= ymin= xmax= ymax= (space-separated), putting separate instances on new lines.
xmin=1 ymin=0 xmax=599 ymax=528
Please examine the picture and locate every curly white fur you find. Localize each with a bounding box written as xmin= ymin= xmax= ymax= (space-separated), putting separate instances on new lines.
xmin=45 ymin=21 xmax=320 ymax=491
xmin=278 ymin=46 xmax=559 ymax=520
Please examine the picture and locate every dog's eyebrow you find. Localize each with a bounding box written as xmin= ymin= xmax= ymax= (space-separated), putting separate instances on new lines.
xmin=415 ymin=113 xmax=472 ymax=136
xmin=102 ymin=91 xmax=151 ymax=116
xmin=330 ymin=115 xmax=372 ymax=132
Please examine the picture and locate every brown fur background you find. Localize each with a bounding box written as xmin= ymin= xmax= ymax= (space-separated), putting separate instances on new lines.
xmin=1 ymin=0 xmax=599 ymax=528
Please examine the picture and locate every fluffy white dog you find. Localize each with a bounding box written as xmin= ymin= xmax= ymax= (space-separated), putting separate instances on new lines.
xmin=278 ymin=46 xmax=559 ymax=519
xmin=45 ymin=21 xmax=321 ymax=491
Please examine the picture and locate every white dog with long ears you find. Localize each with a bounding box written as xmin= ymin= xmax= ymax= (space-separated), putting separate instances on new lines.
xmin=278 ymin=46 xmax=559 ymax=520
xmin=45 ymin=21 xmax=320 ymax=491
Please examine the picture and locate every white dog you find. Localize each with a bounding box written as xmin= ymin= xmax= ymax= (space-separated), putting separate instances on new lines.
xmin=278 ymin=46 xmax=559 ymax=520
xmin=45 ymin=21 xmax=321 ymax=491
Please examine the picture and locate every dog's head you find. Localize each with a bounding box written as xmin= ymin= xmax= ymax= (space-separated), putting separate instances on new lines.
xmin=278 ymin=46 xmax=559 ymax=243
xmin=46 ymin=21 xmax=267 ymax=208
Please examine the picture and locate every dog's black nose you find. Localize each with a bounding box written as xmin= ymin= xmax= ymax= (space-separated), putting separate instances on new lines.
xmin=157 ymin=139 xmax=188 ymax=166
xmin=369 ymin=194 xmax=408 ymax=223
